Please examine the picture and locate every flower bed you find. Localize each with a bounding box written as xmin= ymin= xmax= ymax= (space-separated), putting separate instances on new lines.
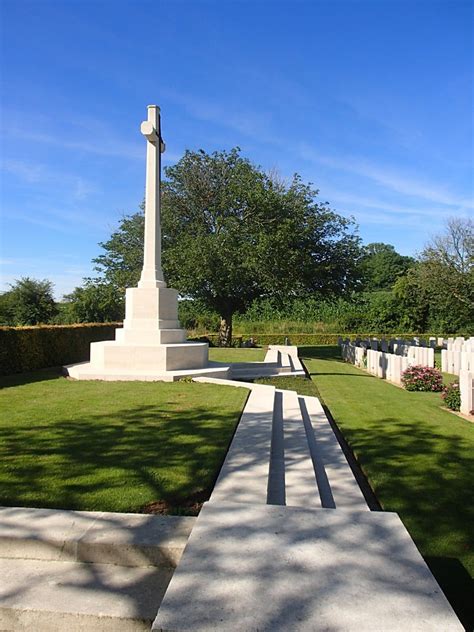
xmin=442 ymin=382 xmax=461 ymax=411
xmin=401 ymin=365 xmax=443 ymax=392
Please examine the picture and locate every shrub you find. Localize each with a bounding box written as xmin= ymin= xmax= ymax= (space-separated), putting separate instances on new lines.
xmin=442 ymin=382 xmax=461 ymax=411
xmin=401 ymin=365 xmax=443 ymax=392
xmin=0 ymin=324 xmax=118 ymax=375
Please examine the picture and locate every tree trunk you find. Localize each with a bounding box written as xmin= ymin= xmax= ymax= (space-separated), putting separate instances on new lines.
xmin=218 ymin=312 xmax=233 ymax=347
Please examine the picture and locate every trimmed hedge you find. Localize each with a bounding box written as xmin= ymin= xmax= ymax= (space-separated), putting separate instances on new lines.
xmin=200 ymin=332 xmax=447 ymax=347
xmin=0 ymin=324 xmax=119 ymax=375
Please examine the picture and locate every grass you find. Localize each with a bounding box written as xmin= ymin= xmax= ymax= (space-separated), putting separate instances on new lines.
xmin=253 ymin=375 xmax=319 ymax=397
xmin=0 ymin=369 xmax=248 ymax=514
xmin=300 ymin=345 xmax=473 ymax=629
xmin=208 ymin=347 xmax=267 ymax=362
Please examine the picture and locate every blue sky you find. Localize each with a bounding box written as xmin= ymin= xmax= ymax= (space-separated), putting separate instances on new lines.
xmin=1 ymin=0 xmax=472 ymax=298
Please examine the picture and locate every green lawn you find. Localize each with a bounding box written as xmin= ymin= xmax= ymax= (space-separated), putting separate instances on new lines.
xmin=300 ymin=346 xmax=473 ymax=629
xmin=208 ymin=347 xmax=267 ymax=362
xmin=0 ymin=369 xmax=248 ymax=514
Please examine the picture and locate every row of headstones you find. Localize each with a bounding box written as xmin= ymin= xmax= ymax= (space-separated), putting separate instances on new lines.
xmin=338 ymin=335 xmax=474 ymax=353
xmin=341 ymin=343 xmax=474 ymax=415
xmin=441 ymin=349 xmax=474 ymax=376
xmin=366 ymin=349 xmax=422 ymax=385
xmin=446 ymin=337 xmax=474 ymax=352
xmin=338 ymin=336 xmax=437 ymax=352
xmin=340 ymin=343 xmax=434 ymax=385
xmin=339 ymin=335 xmax=474 ymax=357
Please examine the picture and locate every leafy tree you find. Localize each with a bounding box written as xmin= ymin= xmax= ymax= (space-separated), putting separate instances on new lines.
xmin=0 ymin=277 xmax=57 ymax=326
xmin=91 ymin=148 xmax=362 ymax=344
xmin=63 ymin=282 xmax=124 ymax=323
xmin=93 ymin=210 xmax=145 ymax=291
xmin=160 ymin=149 xmax=361 ymax=343
xmin=0 ymin=291 xmax=16 ymax=325
xmin=359 ymin=242 xmax=414 ymax=291
xmin=394 ymin=218 xmax=473 ymax=332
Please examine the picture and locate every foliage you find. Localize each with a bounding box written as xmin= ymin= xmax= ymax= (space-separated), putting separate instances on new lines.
xmin=93 ymin=208 xmax=145 ymax=291
xmin=401 ymin=365 xmax=443 ymax=392
xmin=63 ymin=282 xmax=125 ymax=323
xmin=394 ymin=218 xmax=474 ymax=332
xmin=0 ymin=277 xmax=57 ymax=326
xmin=0 ymin=324 xmax=117 ymax=375
xmin=178 ymin=299 xmax=220 ymax=332
xmin=160 ymin=149 xmax=361 ymax=345
xmin=442 ymin=382 xmax=461 ymax=411
xmin=359 ymin=242 xmax=414 ymax=291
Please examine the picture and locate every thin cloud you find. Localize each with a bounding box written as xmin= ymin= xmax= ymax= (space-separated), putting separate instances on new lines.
xmin=1 ymin=159 xmax=99 ymax=201
xmin=298 ymin=144 xmax=473 ymax=209
xmin=324 ymin=191 xmax=462 ymax=219
xmin=4 ymin=123 xmax=143 ymax=161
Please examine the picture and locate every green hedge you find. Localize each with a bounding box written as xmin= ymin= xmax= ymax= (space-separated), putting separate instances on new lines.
xmin=200 ymin=332 xmax=454 ymax=347
xmin=0 ymin=324 xmax=119 ymax=375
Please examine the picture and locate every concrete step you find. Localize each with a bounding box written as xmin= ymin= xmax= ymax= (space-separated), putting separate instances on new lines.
xmin=301 ymin=396 xmax=368 ymax=510
xmin=264 ymin=348 xmax=280 ymax=363
xmin=280 ymin=389 xmax=321 ymax=509
xmin=66 ymin=362 xmax=230 ymax=382
xmin=0 ymin=557 xmax=172 ymax=632
xmin=209 ymin=385 xmax=275 ymax=505
xmin=153 ymin=501 xmax=462 ymax=631
xmin=0 ymin=507 xmax=195 ymax=568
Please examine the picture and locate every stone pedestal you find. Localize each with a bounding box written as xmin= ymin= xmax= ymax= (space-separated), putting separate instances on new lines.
xmin=65 ymin=287 xmax=228 ymax=381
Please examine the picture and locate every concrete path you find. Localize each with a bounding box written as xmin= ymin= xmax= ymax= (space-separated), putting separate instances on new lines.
xmin=196 ymin=377 xmax=368 ymax=511
xmin=153 ymin=365 xmax=462 ymax=630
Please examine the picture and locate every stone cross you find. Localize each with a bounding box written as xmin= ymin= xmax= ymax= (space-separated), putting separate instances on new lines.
xmin=138 ymin=105 xmax=167 ymax=288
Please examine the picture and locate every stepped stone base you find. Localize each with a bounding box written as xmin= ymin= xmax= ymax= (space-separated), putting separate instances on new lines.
xmin=89 ymin=340 xmax=208 ymax=372
xmin=65 ymin=361 xmax=230 ymax=382
xmin=64 ymin=285 xmax=223 ymax=381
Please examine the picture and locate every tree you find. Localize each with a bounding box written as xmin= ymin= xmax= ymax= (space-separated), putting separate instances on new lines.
xmin=63 ymin=282 xmax=124 ymax=323
xmin=394 ymin=218 xmax=474 ymax=332
xmin=359 ymin=242 xmax=414 ymax=291
xmin=0 ymin=277 xmax=57 ymax=326
xmin=160 ymin=149 xmax=361 ymax=343
xmin=92 ymin=210 xmax=145 ymax=291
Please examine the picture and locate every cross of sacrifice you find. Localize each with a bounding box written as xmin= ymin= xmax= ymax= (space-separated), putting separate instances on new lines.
xmin=138 ymin=105 xmax=167 ymax=289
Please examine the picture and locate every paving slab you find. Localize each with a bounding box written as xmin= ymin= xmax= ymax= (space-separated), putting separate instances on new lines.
xmin=301 ymin=395 xmax=369 ymax=510
xmin=0 ymin=507 xmax=195 ymax=567
xmin=0 ymin=557 xmax=173 ymax=632
xmin=209 ymin=386 xmax=274 ymax=505
xmin=153 ymin=501 xmax=462 ymax=631
xmin=281 ymin=389 xmax=320 ymax=509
